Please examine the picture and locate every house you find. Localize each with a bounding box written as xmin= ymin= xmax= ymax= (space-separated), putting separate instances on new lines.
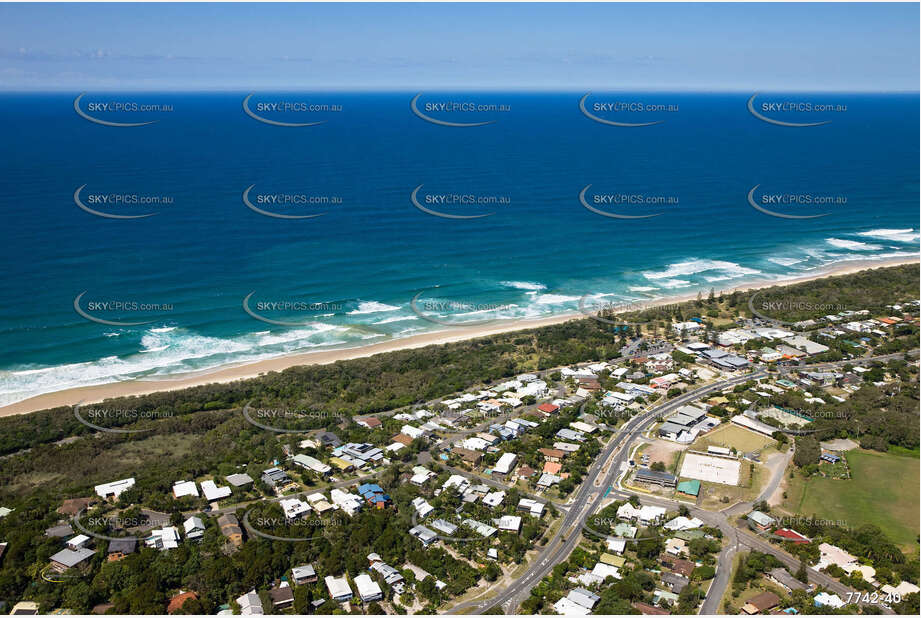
xmin=49 ymin=547 xmax=95 ymax=573
xmin=537 ymin=403 xmax=559 ymax=415
xmin=816 ymin=542 xmax=857 ymax=571
xmin=94 ymin=477 xmax=136 ymax=500
xmin=325 ymin=575 xmax=354 ymax=602
xmin=617 ymin=503 xmax=666 ymax=525
xmin=672 ymin=321 xmax=703 ymax=335
xmin=767 ymin=567 xmax=807 ymax=592
xmin=392 ymin=433 xmax=414 ymax=447
xmin=663 ymin=516 xmax=703 ymax=531
xmin=452 ymin=447 xmax=483 ymax=464
xmin=292 ymin=564 xmax=317 ymax=585
xmin=742 ymin=591 xmax=781 ymax=615
xmin=226 ymin=473 xmax=254 ymax=488
xmin=494 ymin=515 xmax=522 ymax=532
xmin=354 ymin=573 xmax=383 ymax=602
xmin=172 ymin=480 xmax=199 ymax=499
xmin=409 ymin=525 xmax=438 ymax=546
xmin=567 ymin=588 xmax=600 ymax=610
xmin=482 ymin=490 xmax=505 ymax=508
xmin=269 ymin=583 xmax=294 ymax=610
xmin=106 ymin=537 xmax=137 ymax=561
xmin=292 ymin=454 xmax=332 ymax=475
xmin=463 ymin=518 xmax=498 ymax=538
xmin=412 ymin=497 xmax=435 ymax=519
xmin=516 ymin=464 xmax=537 ymax=480
xmin=356 ymin=417 xmax=382 ymax=429
xmin=543 ymin=461 xmax=563 ymax=475
xmin=330 ymin=488 xmax=363 ymax=516
xmin=774 ymin=528 xmax=810 ymax=544
xmin=536 ymin=473 xmax=561 ymax=489
xmin=410 ymin=466 xmax=436 ymax=486
xmin=315 ymin=431 xmax=342 ymax=448
xmin=167 ymin=591 xmax=198 ymax=614
xmin=66 ymin=534 xmax=90 ymax=550
xmin=666 ymin=558 xmax=695 ymax=578
xmin=539 ymin=448 xmax=565 ymax=462
xmin=236 ymin=590 xmax=264 ymax=615
xmin=665 ymin=537 xmax=687 ymax=556
xmin=430 ymin=519 xmax=458 ymax=536
xmin=518 ymin=498 xmax=545 ymax=517
xmin=606 ymin=538 xmax=626 ymax=554
xmin=660 ymin=571 xmax=689 ymax=594
xmin=261 ymin=467 xmax=292 ymax=489
xmin=147 ymin=526 xmax=180 ymax=550
xmin=369 ymin=559 xmax=404 ymax=588
xmin=183 ymin=516 xmax=206 ymax=541
xmin=357 ymin=483 xmax=390 ymax=509
xmin=553 ymin=597 xmax=591 ymax=615
xmin=280 ymin=497 xmax=311 ymax=520
xmin=200 ymin=479 xmax=232 ymax=502
xmin=747 ymin=510 xmax=776 ymax=531
xmin=218 ymin=514 xmax=244 ymax=547
xmin=814 ymin=592 xmax=844 ymax=609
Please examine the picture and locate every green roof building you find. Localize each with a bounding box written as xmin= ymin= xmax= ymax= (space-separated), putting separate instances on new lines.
xmin=676 ymin=479 xmax=701 ymax=496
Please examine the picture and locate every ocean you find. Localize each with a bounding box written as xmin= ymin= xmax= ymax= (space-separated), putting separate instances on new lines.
xmin=0 ymin=91 xmax=918 ymax=406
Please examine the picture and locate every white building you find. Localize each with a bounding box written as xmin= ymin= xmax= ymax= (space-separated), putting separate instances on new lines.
xmin=354 ymin=573 xmax=383 ymax=603
xmin=147 ymin=526 xmax=180 ymax=550
xmin=95 ymin=477 xmax=135 ymax=500
xmin=494 ymin=452 xmax=518 ymax=475
xmin=172 ymin=480 xmax=199 ymax=499
xmin=201 ymin=480 xmax=232 ymax=502
xmin=280 ymin=497 xmax=311 ymax=520
xmin=616 ymin=503 xmax=666 ymax=525
xmin=324 ymin=575 xmax=353 ymax=602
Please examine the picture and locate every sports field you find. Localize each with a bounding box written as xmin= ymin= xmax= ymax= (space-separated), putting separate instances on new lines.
xmin=784 ymin=447 xmax=920 ymax=552
xmin=690 ymin=424 xmax=775 ymax=454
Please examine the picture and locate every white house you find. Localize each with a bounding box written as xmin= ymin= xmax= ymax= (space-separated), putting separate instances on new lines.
xmin=95 ymin=477 xmax=136 ymax=500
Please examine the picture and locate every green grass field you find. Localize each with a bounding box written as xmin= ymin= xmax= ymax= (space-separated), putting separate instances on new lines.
xmin=785 ymin=448 xmax=919 ymax=552
xmin=691 ymin=424 xmax=775 ymax=454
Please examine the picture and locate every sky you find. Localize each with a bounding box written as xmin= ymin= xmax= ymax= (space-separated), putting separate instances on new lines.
xmin=0 ymin=2 xmax=918 ymax=91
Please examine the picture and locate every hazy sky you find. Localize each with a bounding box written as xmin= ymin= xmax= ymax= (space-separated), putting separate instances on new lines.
xmin=0 ymin=2 xmax=918 ymax=91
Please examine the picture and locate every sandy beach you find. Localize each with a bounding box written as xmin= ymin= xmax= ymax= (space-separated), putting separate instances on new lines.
xmin=2 ymin=256 xmax=917 ymax=418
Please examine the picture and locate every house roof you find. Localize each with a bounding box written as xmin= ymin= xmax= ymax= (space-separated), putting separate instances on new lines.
xmin=676 ymin=479 xmax=701 ymax=496
xmin=744 ymin=591 xmax=781 ymax=612
xmin=167 ymin=591 xmax=198 ymax=614
xmin=49 ymin=547 xmax=95 ymax=568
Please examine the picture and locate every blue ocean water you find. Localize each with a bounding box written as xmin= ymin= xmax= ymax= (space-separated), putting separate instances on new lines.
xmin=0 ymin=92 xmax=917 ymax=406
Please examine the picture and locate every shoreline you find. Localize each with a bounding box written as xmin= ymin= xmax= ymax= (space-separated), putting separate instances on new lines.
xmin=2 ymin=256 xmax=917 ymax=417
